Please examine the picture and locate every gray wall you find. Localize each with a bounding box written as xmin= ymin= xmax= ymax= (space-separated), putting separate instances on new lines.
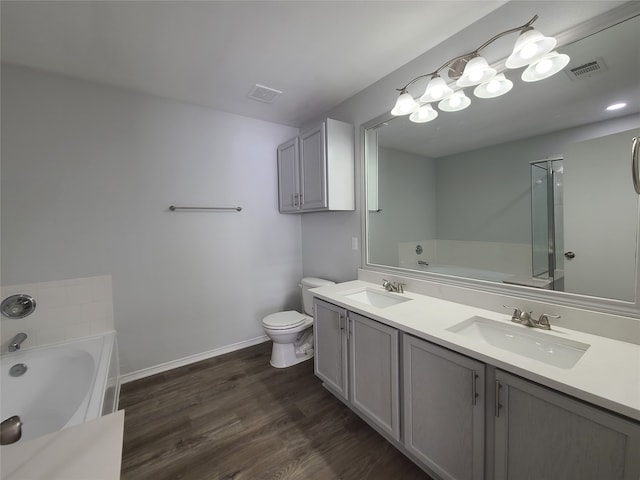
xmin=369 ymin=147 xmax=436 ymax=266
xmin=435 ymin=115 xmax=638 ymax=244
xmin=1 ymin=64 xmax=301 ymax=374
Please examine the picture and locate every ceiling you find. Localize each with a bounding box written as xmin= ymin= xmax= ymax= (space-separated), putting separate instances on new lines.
xmin=0 ymin=0 xmax=506 ymax=127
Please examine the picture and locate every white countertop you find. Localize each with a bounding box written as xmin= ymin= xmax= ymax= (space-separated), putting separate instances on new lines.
xmin=1 ymin=410 xmax=124 ymax=480
xmin=312 ymin=280 xmax=640 ymax=422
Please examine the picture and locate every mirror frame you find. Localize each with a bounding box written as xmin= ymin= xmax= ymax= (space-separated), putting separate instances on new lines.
xmin=360 ymin=4 xmax=640 ymax=319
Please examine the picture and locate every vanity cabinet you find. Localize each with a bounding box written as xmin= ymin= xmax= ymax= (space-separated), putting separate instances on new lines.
xmin=349 ymin=312 xmax=400 ymax=441
xmin=494 ymin=370 xmax=640 ymax=480
xmin=403 ymin=334 xmax=485 ymax=480
xmin=277 ymin=118 xmax=354 ymax=213
xmin=313 ymin=299 xmax=349 ymax=399
xmin=313 ymin=299 xmax=400 ymax=440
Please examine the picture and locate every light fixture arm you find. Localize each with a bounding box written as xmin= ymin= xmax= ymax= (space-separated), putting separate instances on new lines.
xmin=474 ymin=15 xmax=538 ymax=53
xmin=395 ymin=15 xmax=539 ymax=92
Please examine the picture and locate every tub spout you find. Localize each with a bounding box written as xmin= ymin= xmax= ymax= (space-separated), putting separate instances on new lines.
xmin=8 ymin=333 xmax=27 ymax=352
xmin=1 ymin=415 xmax=22 ymax=445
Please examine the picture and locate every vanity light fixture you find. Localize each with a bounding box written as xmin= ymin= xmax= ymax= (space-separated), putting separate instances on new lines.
xmin=390 ymin=15 xmax=569 ymax=123
xmin=474 ymin=73 xmax=513 ymax=98
xmin=456 ymin=56 xmax=497 ymax=87
xmin=438 ymin=91 xmax=471 ymax=112
xmin=409 ymin=104 xmax=439 ymax=123
xmin=505 ymin=27 xmax=557 ymax=68
xmin=390 ymin=89 xmax=420 ymax=116
xmin=522 ymin=51 xmax=570 ymax=82
xmin=420 ymin=74 xmax=453 ymax=103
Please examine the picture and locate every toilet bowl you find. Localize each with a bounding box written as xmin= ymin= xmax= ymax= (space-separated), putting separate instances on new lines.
xmin=262 ymin=277 xmax=334 ymax=368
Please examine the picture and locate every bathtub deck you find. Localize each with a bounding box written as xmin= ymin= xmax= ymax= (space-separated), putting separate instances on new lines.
xmin=119 ymin=341 xmax=431 ymax=480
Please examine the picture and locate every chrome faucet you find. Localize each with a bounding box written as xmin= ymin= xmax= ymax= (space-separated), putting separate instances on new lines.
xmin=382 ymin=279 xmax=406 ymax=293
xmin=8 ymin=333 xmax=27 ymax=352
xmin=503 ymin=306 xmax=560 ymax=330
xmin=1 ymin=415 xmax=22 ymax=445
xmin=535 ymin=313 xmax=561 ymax=330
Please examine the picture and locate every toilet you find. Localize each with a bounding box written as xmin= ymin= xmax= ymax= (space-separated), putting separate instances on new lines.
xmin=262 ymin=277 xmax=334 ymax=368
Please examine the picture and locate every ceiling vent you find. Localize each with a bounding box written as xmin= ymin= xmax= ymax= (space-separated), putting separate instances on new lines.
xmin=247 ymin=84 xmax=282 ymax=104
xmin=565 ymin=57 xmax=608 ymax=82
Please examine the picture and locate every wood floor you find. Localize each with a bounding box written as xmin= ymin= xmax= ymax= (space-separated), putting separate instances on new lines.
xmin=120 ymin=341 xmax=432 ymax=480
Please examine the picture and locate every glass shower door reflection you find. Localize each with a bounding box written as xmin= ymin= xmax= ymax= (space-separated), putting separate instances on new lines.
xmin=530 ymin=158 xmax=564 ymax=290
xmin=531 ymin=162 xmax=550 ymax=278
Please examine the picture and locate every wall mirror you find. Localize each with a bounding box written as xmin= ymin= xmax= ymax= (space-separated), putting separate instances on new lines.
xmin=365 ymin=5 xmax=640 ymax=310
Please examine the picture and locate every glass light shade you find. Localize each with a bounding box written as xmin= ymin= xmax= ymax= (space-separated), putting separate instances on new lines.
xmin=522 ymin=51 xmax=570 ymax=82
xmin=390 ymin=91 xmax=419 ymax=115
xmin=409 ymin=104 xmax=438 ymax=123
xmin=473 ymin=74 xmax=513 ymax=98
xmin=457 ymin=56 xmax=496 ymax=87
xmin=438 ymin=91 xmax=471 ymax=112
xmin=506 ymin=28 xmax=557 ymax=69
xmin=420 ymin=75 xmax=454 ymax=103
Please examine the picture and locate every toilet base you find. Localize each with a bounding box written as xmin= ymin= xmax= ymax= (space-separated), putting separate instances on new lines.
xmin=269 ymin=342 xmax=314 ymax=369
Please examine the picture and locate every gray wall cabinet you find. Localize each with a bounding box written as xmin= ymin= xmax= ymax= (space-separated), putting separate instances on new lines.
xmin=277 ymin=118 xmax=354 ymax=213
xmin=276 ymin=138 xmax=300 ymax=213
xmin=494 ymin=370 xmax=640 ymax=480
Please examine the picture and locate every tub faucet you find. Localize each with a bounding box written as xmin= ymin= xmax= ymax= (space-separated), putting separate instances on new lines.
xmin=1 ymin=415 xmax=22 ymax=445
xmin=8 ymin=333 xmax=27 ymax=352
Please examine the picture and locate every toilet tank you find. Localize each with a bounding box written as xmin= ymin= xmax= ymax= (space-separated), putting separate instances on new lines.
xmin=300 ymin=277 xmax=335 ymax=316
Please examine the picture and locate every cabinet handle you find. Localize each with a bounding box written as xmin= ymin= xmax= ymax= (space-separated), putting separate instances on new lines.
xmin=495 ymin=380 xmax=502 ymax=417
xmin=299 ymin=193 xmax=304 ymax=206
xmin=472 ymin=371 xmax=479 ymax=406
xmin=632 ymin=136 xmax=640 ymax=194
xmin=345 ymin=315 xmax=351 ymax=340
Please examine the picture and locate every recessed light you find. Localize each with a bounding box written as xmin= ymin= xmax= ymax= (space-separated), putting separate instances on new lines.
xmin=606 ymin=102 xmax=627 ymax=111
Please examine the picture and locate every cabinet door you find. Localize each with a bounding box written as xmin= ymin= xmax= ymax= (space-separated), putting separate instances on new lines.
xmin=313 ymin=299 xmax=348 ymax=399
xmin=349 ymin=312 xmax=400 ymax=441
xmin=299 ymin=123 xmax=328 ymax=211
xmin=277 ymin=138 xmax=300 ymax=212
xmin=403 ymin=335 xmax=485 ymax=480
xmin=494 ymin=370 xmax=640 ymax=480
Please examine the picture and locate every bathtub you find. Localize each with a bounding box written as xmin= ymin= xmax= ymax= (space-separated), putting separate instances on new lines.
xmin=0 ymin=332 xmax=119 ymax=443
xmin=416 ymin=263 xmax=511 ymax=283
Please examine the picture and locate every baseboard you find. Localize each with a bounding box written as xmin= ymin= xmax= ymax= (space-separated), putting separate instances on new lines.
xmin=120 ymin=335 xmax=270 ymax=384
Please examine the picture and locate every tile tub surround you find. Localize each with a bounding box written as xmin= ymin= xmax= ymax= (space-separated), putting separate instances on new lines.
xmin=311 ymin=280 xmax=640 ymax=422
xmin=0 ymin=275 xmax=114 ymax=352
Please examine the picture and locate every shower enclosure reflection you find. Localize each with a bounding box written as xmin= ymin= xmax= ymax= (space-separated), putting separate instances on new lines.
xmin=530 ymin=158 xmax=564 ymax=291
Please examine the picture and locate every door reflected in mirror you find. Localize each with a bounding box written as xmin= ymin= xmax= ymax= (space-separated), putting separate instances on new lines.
xmin=366 ymin=13 xmax=640 ymax=303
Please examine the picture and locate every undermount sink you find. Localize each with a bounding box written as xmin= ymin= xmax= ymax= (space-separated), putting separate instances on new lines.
xmin=341 ymin=288 xmax=411 ymax=309
xmin=447 ymin=316 xmax=590 ymax=369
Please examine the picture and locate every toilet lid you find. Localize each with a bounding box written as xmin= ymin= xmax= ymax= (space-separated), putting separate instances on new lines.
xmin=263 ymin=311 xmax=307 ymax=329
